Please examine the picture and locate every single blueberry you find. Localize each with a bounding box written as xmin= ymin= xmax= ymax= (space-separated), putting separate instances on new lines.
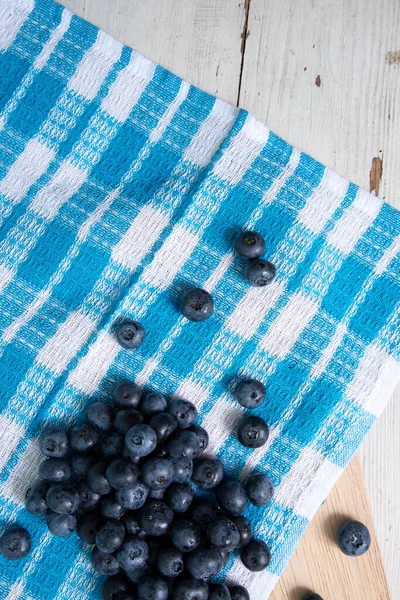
xmin=77 ymin=512 xmax=101 ymax=545
xmin=100 ymin=494 xmax=126 ymax=520
xmin=206 ymin=516 xmax=240 ymax=550
xmin=229 ymin=585 xmax=250 ymax=600
xmin=114 ymin=409 xmax=144 ymax=434
xmin=166 ymin=483 xmax=194 ymax=513
xmin=39 ymin=458 xmax=71 ymax=483
xmin=101 ymin=574 xmax=131 ymax=600
xmin=172 ymin=458 xmax=193 ymax=483
xmin=39 ymin=427 xmax=69 ymax=458
xmin=116 ymin=320 xmax=145 ymax=349
xmin=46 ymin=511 xmax=77 ymax=537
xmin=96 ymin=520 xmax=125 ymax=554
xmin=125 ymin=423 xmax=157 ymax=458
xmin=46 ymin=484 xmax=79 ymax=515
xmin=138 ymin=575 xmax=168 ymax=600
xmin=216 ymin=480 xmax=248 ymax=515
xmin=76 ymin=479 xmax=101 ymax=512
xmin=237 ymin=415 xmax=269 ymax=448
xmin=240 ymin=538 xmax=271 ymax=571
xmin=167 ymin=430 xmax=200 ymax=460
xmin=87 ymin=402 xmax=114 ymax=431
xmin=231 ymin=516 xmax=252 ymax=547
xmin=170 ymin=519 xmax=201 ymax=553
xmin=235 ymin=230 xmax=265 ymax=259
xmin=209 ymin=583 xmax=231 ymax=600
xmin=336 ymin=521 xmax=371 ymax=557
xmin=168 ymin=399 xmax=198 ymax=429
xmin=141 ymin=457 xmax=174 ymax=490
xmin=192 ymin=457 xmax=224 ymax=489
xmin=245 ymin=472 xmax=274 ymax=506
xmin=106 ymin=458 xmax=139 ymax=489
xmin=187 ymin=425 xmax=209 ymax=454
xmin=139 ymin=500 xmax=174 ymax=537
xmin=113 ymin=381 xmax=142 ymax=409
xmin=234 ymin=379 xmax=266 ymax=409
xmin=25 ymin=480 xmax=49 ymax=514
xmin=173 ymin=578 xmax=209 ymax=600
xmin=181 ymin=288 xmax=214 ymax=322
xmin=150 ymin=412 xmax=178 ymax=442
xmin=100 ymin=431 xmax=124 ymax=460
xmin=186 ymin=547 xmax=224 ymax=580
xmin=157 ymin=547 xmax=184 ymax=578
xmin=116 ymin=537 xmax=149 ymax=571
xmin=141 ymin=392 xmax=167 ymax=416
xmin=71 ymin=454 xmax=97 ymax=478
xmin=245 ymin=258 xmax=276 ymax=287
xmin=69 ymin=422 xmax=100 ymax=454
xmin=121 ymin=512 xmax=144 ymax=537
xmin=116 ymin=481 xmax=149 ymax=510
xmin=190 ymin=499 xmax=219 ymax=528
xmin=92 ymin=547 xmax=121 ymax=575
xmin=0 ymin=526 xmax=31 ymax=560
xmin=87 ymin=462 xmax=112 ymax=496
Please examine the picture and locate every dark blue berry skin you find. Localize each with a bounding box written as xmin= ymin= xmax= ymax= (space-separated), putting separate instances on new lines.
xmin=302 ymin=595 xmax=324 ymax=600
xmin=245 ymin=258 xmax=276 ymax=287
xmin=114 ymin=409 xmax=144 ymax=434
xmin=229 ymin=585 xmax=250 ymax=600
xmin=77 ymin=512 xmax=101 ymax=545
xmin=0 ymin=527 xmax=31 ymax=560
xmin=76 ymin=479 xmax=101 ymax=512
xmin=138 ymin=575 xmax=168 ymax=600
xmin=170 ymin=519 xmax=201 ymax=553
xmin=172 ymin=458 xmax=193 ymax=483
xmin=39 ymin=458 xmax=71 ymax=483
xmin=100 ymin=494 xmax=126 ymax=520
xmin=168 ymin=399 xmax=198 ymax=429
xmin=116 ymin=537 xmax=149 ymax=571
xmin=173 ymin=578 xmax=209 ymax=600
xmin=166 ymin=483 xmax=194 ymax=513
xmin=167 ymin=431 xmax=200 ymax=460
xmin=39 ymin=427 xmax=69 ymax=458
xmin=190 ymin=500 xmax=218 ymax=528
xmin=157 ymin=547 xmax=184 ymax=578
xmin=92 ymin=547 xmax=121 ymax=575
xmin=181 ymin=288 xmax=214 ymax=322
xmin=121 ymin=513 xmax=144 ymax=537
xmin=113 ymin=381 xmax=142 ymax=409
xmin=141 ymin=457 xmax=174 ymax=490
xmin=141 ymin=392 xmax=167 ymax=416
xmin=209 ymin=584 xmax=231 ymax=600
xmin=46 ymin=511 xmax=77 ymax=537
xmin=139 ymin=500 xmax=174 ymax=536
xmin=101 ymin=574 xmax=131 ymax=600
xmin=237 ymin=415 xmax=269 ymax=448
xmin=186 ymin=547 xmax=223 ymax=580
xmin=234 ymin=379 xmax=266 ymax=409
xmin=87 ymin=462 xmax=112 ymax=495
xmin=87 ymin=402 xmax=114 ymax=431
xmin=69 ymin=422 xmax=100 ymax=454
xmin=46 ymin=484 xmax=79 ymax=515
xmin=125 ymin=564 xmax=152 ymax=584
xmin=231 ymin=516 xmax=252 ymax=547
xmin=220 ymin=549 xmax=230 ymax=566
xmin=336 ymin=521 xmax=371 ymax=557
xmin=100 ymin=431 xmax=124 ymax=460
xmin=216 ymin=480 xmax=248 ymax=515
xmin=150 ymin=412 xmax=178 ymax=442
xmin=148 ymin=488 xmax=166 ymax=500
xmin=245 ymin=472 xmax=274 ymax=507
xmin=187 ymin=425 xmax=208 ymax=454
xmin=116 ymin=481 xmax=149 ymax=510
xmin=206 ymin=517 xmax=240 ymax=551
xmin=25 ymin=480 xmax=49 ymax=514
xmin=125 ymin=424 xmax=157 ymax=458
xmin=106 ymin=459 xmax=139 ymax=489
xmin=116 ymin=320 xmax=145 ymax=349
xmin=96 ymin=520 xmax=125 ymax=554
xmin=240 ymin=538 xmax=271 ymax=571
xmin=71 ymin=454 xmax=97 ymax=478
xmin=192 ymin=457 xmax=224 ymax=489
xmin=235 ymin=230 xmax=265 ymax=259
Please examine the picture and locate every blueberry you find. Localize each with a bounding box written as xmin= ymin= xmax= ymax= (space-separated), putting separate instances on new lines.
xmin=157 ymin=547 xmax=184 ymax=578
xmin=190 ymin=499 xmax=219 ymax=528
xmin=25 ymin=480 xmax=49 ymax=514
xmin=138 ymin=575 xmax=168 ymax=600
xmin=116 ymin=481 xmax=149 ymax=510
xmin=235 ymin=230 xmax=265 ymax=259
xmin=87 ymin=402 xmax=114 ymax=431
xmin=170 ymin=519 xmax=201 ymax=553
xmin=92 ymin=547 xmax=121 ymax=575
xmin=0 ymin=526 xmax=31 ymax=560
xmin=106 ymin=459 xmax=139 ymax=489
xmin=76 ymin=479 xmax=101 ymax=512
xmin=101 ymin=494 xmax=126 ymax=519
xmin=167 ymin=430 xmax=200 ymax=460
xmin=100 ymin=431 xmax=125 ymax=460
xmin=172 ymin=458 xmax=193 ymax=483
xmin=181 ymin=288 xmax=214 ymax=322
xmin=231 ymin=516 xmax=252 ymax=547
xmin=245 ymin=472 xmax=274 ymax=506
xmin=168 ymin=399 xmax=198 ymax=429
xmin=125 ymin=564 xmax=152 ymax=584
xmin=187 ymin=425 xmax=208 ymax=454
xmin=302 ymin=595 xmax=324 ymax=600
xmin=148 ymin=488 xmax=166 ymax=500
xmin=336 ymin=521 xmax=371 ymax=557
xmin=113 ymin=381 xmax=142 ymax=409
xmin=116 ymin=320 xmax=145 ymax=349
xmin=77 ymin=512 xmax=101 ymax=545
xmin=173 ymin=578 xmax=209 ymax=600
xmin=69 ymin=422 xmax=100 ymax=454
xmin=166 ymin=483 xmax=194 ymax=513
xmin=229 ymin=585 xmax=250 ymax=600
xmin=46 ymin=484 xmax=79 ymax=515
xmin=186 ymin=547 xmax=223 ymax=580
xmin=245 ymin=258 xmax=276 ymax=286
xmin=139 ymin=500 xmax=174 ymax=536
xmin=71 ymin=454 xmax=97 ymax=478
xmin=237 ymin=415 xmax=269 ymax=448
xmin=46 ymin=510 xmax=77 ymax=537
xmin=121 ymin=512 xmax=144 ymax=537
xmin=150 ymin=412 xmax=178 ymax=442
xmin=39 ymin=458 xmax=71 ymax=483
xmin=125 ymin=424 xmax=157 ymax=458
xmin=240 ymin=538 xmax=271 ymax=571
xmin=234 ymin=379 xmax=266 ymax=409
xmin=209 ymin=584 xmax=231 ymax=600
xmin=114 ymin=409 xmax=144 ymax=434
xmin=39 ymin=427 xmax=69 ymax=458
xmin=207 ymin=517 xmax=240 ymax=550
xmin=102 ymin=574 xmax=131 ymax=600
xmin=141 ymin=392 xmax=167 ymax=416
xmin=192 ymin=457 xmax=224 ymax=489
xmin=116 ymin=537 xmax=149 ymax=571
xmin=96 ymin=520 xmax=125 ymax=554
xmin=216 ymin=480 xmax=247 ymax=515
xmin=141 ymin=457 xmax=174 ymax=490
xmin=87 ymin=462 xmax=112 ymax=495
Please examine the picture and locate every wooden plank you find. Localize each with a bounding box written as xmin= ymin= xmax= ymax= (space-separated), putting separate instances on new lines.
xmin=271 ymin=455 xmax=390 ymax=600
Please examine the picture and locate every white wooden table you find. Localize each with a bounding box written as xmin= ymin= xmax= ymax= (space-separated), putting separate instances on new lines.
xmin=59 ymin=1 xmax=400 ymax=596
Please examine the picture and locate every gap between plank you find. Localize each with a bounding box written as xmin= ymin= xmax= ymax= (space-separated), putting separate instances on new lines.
xmin=236 ymin=0 xmax=251 ymax=107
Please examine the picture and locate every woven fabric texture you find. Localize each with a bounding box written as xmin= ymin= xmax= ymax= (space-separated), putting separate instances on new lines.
xmin=0 ymin=0 xmax=399 ymax=598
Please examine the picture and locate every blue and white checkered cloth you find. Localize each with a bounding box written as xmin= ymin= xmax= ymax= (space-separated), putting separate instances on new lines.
xmin=0 ymin=0 xmax=399 ymax=598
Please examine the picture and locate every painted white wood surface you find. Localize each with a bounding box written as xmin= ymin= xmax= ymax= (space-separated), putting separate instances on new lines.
xmin=58 ymin=1 xmax=400 ymax=596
